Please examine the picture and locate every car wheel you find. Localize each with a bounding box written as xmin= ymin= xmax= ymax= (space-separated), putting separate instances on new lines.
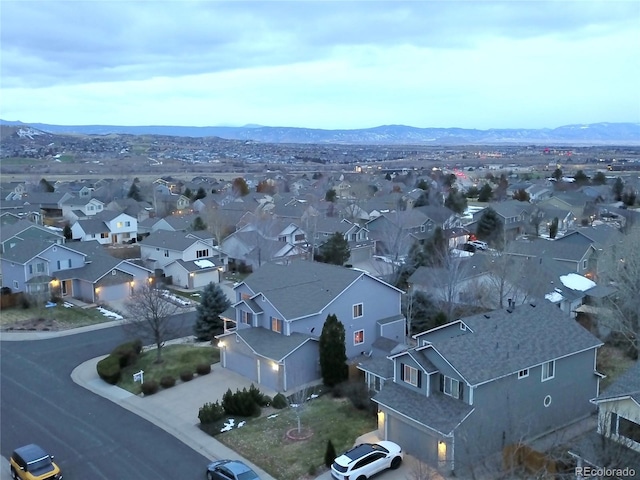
xmin=391 ymin=456 xmax=402 ymax=469
xmin=356 ymin=476 xmax=367 ymax=480
xmin=206 ymin=471 xmax=214 ymax=480
xmin=11 ymin=467 xmax=18 ymax=480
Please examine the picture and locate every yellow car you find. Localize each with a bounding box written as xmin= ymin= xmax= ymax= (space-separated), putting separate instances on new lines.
xmin=10 ymin=444 xmax=62 ymax=480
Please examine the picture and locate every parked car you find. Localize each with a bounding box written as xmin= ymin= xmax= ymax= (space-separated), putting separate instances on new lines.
xmin=469 ymin=240 xmax=488 ymax=250
xmin=462 ymin=243 xmax=477 ymax=253
xmin=331 ymin=441 xmax=403 ymax=480
xmin=206 ymin=459 xmax=260 ymax=480
xmin=10 ymin=444 xmax=62 ymax=480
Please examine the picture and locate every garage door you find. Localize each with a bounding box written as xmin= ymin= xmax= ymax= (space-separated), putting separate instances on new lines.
xmin=386 ymin=413 xmax=437 ymax=464
xmin=225 ymin=350 xmax=258 ymax=382
xmin=99 ymin=283 xmax=129 ymax=302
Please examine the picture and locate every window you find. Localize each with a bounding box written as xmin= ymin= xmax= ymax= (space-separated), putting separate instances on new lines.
xmin=68 ymin=259 xmax=72 ymax=268
xmin=582 ymin=259 xmax=587 ymax=270
xmin=294 ymin=233 xmax=305 ymax=242
xmin=541 ymin=360 xmax=555 ymax=381
xmin=196 ymin=249 xmax=209 ymax=258
xmin=518 ymin=369 xmax=529 ymax=379
xmin=125 ymin=221 xmax=131 ymax=227
xmin=420 ymin=225 xmax=426 ymax=232
xmin=88 ymin=205 xmax=94 ymax=211
xmin=401 ymin=364 xmax=420 ymax=387
xmin=29 ymin=265 xmax=33 ymax=274
xmin=36 ymin=263 xmax=45 ymax=273
xmin=271 ymin=317 xmax=283 ymax=333
xmin=13 ymin=280 xmax=18 ymax=289
xmin=57 ymin=260 xmax=61 ymax=270
xmin=241 ymin=311 xmax=251 ymax=324
xmin=543 ymin=395 xmax=552 ymax=407
xmin=353 ymin=303 xmax=363 ymax=318
xmin=441 ymin=375 xmax=461 ymax=399
xmin=354 ymin=329 xmax=364 ymax=345
xmin=117 ymin=222 xmax=123 ymax=228
xmin=101 ymin=232 xmax=109 ymax=239
xmin=618 ymin=416 xmax=640 ymax=444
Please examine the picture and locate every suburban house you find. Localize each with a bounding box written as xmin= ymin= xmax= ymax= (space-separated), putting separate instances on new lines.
xmin=366 ymin=301 xmax=603 ymax=473
xmin=19 ymin=191 xmax=74 ymax=223
xmin=137 ymin=213 xmax=200 ymax=235
xmin=216 ymin=260 xmax=406 ymax=392
xmin=569 ymin=362 xmax=640 ymax=473
xmin=1 ymin=239 xmax=152 ymax=304
xmin=310 ymin=217 xmax=374 ymax=264
xmin=61 ymin=196 xmax=105 ymax=222
xmin=70 ymin=211 xmax=138 ymax=244
xmin=471 ymin=200 xmax=532 ymax=242
xmin=138 ymin=230 xmax=227 ymax=288
xmin=0 ymin=219 xmax=64 ymax=254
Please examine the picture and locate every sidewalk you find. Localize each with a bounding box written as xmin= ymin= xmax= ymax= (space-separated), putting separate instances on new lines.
xmin=71 ymin=354 xmax=278 ymax=480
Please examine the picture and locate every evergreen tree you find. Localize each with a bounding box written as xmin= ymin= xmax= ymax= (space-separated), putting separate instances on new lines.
xmin=414 ymin=191 xmax=429 ymax=207
xmin=194 ymin=187 xmax=207 ymax=201
xmin=324 ymin=440 xmax=337 ymax=467
xmin=319 ymin=314 xmax=348 ymax=387
xmin=63 ymin=224 xmax=73 ymax=240
xmin=127 ymin=180 xmax=142 ymax=201
xmin=465 ymin=186 xmax=480 ymax=198
xmin=325 ymin=188 xmax=337 ymax=202
xmin=552 ymin=168 xmax=563 ymax=181
xmin=476 ymin=207 xmax=504 ymax=249
xmin=592 ymin=171 xmax=607 ymax=185
xmin=39 ymin=178 xmax=54 ymax=192
xmin=549 ymin=217 xmax=559 ymax=239
xmin=477 ymin=183 xmax=493 ymax=202
xmin=573 ymin=170 xmax=589 ymax=185
xmin=184 ymin=187 xmax=193 ymax=200
xmin=192 ymin=216 xmax=207 ymax=231
xmin=193 ymin=282 xmax=231 ymax=341
xmin=612 ymin=177 xmax=624 ymax=201
xmin=512 ymin=189 xmax=530 ymax=202
xmin=444 ymin=188 xmax=468 ymax=214
xmin=317 ymin=232 xmax=350 ymax=265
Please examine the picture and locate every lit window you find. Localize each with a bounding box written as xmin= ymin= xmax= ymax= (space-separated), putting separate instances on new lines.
xmin=354 ymin=330 xmax=364 ymax=345
xmin=541 ymin=360 xmax=555 ymax=381
xmin=117 ymin=222 xmax=123 ymax=228
xmin=353 ymin=303 xmax=363 ymax=318
xmin=271 ymin=317 xmax=282 ymax=333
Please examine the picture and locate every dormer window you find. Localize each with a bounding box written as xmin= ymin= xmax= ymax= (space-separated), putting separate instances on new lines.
xmin=440 ymin=375 xmax=462 ymax=399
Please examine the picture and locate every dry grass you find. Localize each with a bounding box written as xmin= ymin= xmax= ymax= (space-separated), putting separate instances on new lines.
xmin=0 ymin=303 xmax=113 ymax=330
xmin=597 ymin=344 xmax=636 ymax=390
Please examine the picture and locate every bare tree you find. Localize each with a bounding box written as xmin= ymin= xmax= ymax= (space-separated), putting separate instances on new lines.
xmin=289 ymin=382 xmax=315 ymax=435
xmin=595 ymin=226 xmax=640 ymax=357
xmin=201 ymin=206 xmax=232 ymax=247
xmin=124 ymin=283 xmax=184 ymax=363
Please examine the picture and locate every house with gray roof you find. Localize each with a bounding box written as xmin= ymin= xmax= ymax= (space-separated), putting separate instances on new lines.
xmin=216 ymin=260 xmax=405 ymax=392
xmin=1 ymin=238 xmax=151 ymax=304
xmin=70 ymin=210 xmax=137 ymax=244
xmin=61 ymin=195 xmax=105 ymax=222
xmin=368 ymin=301 xmax=603 ymax=474
xmin=0 ymin=219 xmax=63 ymax=254
xmin=568 ymin=361 xmax=640 ymax=472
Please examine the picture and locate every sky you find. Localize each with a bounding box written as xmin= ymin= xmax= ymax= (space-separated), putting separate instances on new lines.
xmin=1 ymin=0 xmax=639 ymax=130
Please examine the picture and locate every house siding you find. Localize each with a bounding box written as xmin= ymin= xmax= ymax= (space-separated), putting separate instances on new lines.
xmin=386 ymin=414 xmax=443 ymax=465
xmin=283 ymin=341 xmax=319 ymax=392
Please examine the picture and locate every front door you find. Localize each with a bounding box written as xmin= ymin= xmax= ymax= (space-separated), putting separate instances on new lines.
xmin=61 ymin=280 xmax=68 ymax=296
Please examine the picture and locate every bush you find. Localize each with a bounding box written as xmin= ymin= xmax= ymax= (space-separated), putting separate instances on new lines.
xmin=198 ymin=401 xmax=225 ymax=424
xmin=196 ymin=363 xmax=212 ymax=375
xmin=96 ymin=355 xmax=121 ymax=385
xmin=341 ymin=381 xmax=374 ymax=412
xmin=141 ymin=380 xmax=159 ymax=396
xmin=111 ymin=339 xmax=143 ymax=368
xmin=324 ymin=439 xmax=337 ymax=467
xmin=160 ymin=375 xmax=176 ymax=388
xmin=272 ymin=392 xmax=288 ymax=409
xmin=180 ymin=370 xmax=194 ymax=382
xmin=248 ymin=384 xmax=271 ymax=407
xmin=222 ymin=388 xmax=261 ymax=417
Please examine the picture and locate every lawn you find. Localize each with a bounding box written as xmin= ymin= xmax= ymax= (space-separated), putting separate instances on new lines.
xmin=117 ymin=344 xmax=219 ymax=394
xmin=217 ymin=395 xmax=376 ymax=480
xmin=0 ymin=303 xmax=116 ymax=330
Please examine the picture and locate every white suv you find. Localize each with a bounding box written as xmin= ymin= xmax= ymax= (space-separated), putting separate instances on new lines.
xmin=331 ymin=441 xmax=403 ymax=480
xmin=469 ymin=240 xmax=488 ymax=250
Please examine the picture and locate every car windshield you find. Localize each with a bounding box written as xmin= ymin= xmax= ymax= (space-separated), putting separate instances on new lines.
xmin=332 ymin=463 xmax=348 ymax=473
xmin=27 ymin=455 xmax=53 ymax=473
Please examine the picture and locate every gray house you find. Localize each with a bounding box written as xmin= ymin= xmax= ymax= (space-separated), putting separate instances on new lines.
xmin=216 ymin=260 xmax=405 ymax=392
xmin=366 ymin=301 xmax=603 ymax=473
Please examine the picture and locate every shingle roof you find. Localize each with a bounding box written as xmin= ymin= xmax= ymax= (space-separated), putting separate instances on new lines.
xmin=1 ymin=238 xmax=53 ymax=263
xmin=373 ymin=383 xmax=474 ymax=436
xmin=425 ymin=301 xmax=602 ymax=386
xmin=595 ymin=362 xmax=640 ymax=404
xmin=74 ymin=218 xmax=108 ymax=235
xmin=357 ymin=355 xmax=394 ymax=379
xmin=139 ymin=230 xmax=201 ymax=251
xmin=241 ymin=260 xmax=365 ymax=319
xmin=237 ymin=327 xmax=316 ymax=361
xmin=56 ymin=254 xmax=125 ymax=282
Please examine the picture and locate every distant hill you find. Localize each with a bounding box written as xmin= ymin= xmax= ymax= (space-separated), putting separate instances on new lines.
xmin=1 ymin=119 xmax=638 ymax=145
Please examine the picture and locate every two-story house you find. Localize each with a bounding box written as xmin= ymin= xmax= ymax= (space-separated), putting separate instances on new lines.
xmin=365 ymin=301 xmax=602 ymax=473
xmin=61 ymin=196 xmax=104 ymax=222
xmin=216 ymin=260 xmax=405 ymax=392
xmin=1 ymin=238 xmax=152 ymax=304
xmin=71 ymin=211 xmax=137 ymax=244
xmin=0 ymin=219 xmax=64 ymax=254
xmin=569 ymin=362 xmax=640 ymax=474
xmin=310 ymin=217 xmax=374 ymax=264
xmin=138 ymin=230 xmax=226 ymax=288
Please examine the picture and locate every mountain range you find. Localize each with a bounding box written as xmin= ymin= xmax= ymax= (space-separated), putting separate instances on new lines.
xmin=1 ymin=120 xmax=639 ymax=145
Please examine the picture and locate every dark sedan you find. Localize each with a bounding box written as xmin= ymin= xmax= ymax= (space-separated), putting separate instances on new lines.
xmin=206 ymin=459 xmax=260 ymax=480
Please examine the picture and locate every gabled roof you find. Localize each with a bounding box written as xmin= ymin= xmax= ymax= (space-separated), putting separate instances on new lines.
xmin=1 ymin=238 xmax=57 ymax=264
xmin=56 ymin=255 xmax=126 ymax=282
xmin=239 ymin=260 xmax=401 ymax=320
xmin=74 ymin=218 xmax=109 ymax=234
xmin=0 ymin=219 xmax=62 ymax=243
xmin=373 ymin=383 xmax=474 ymax=436
xmin=422 ymin=301 xmax=602 ymax=386
xmin=236 ymin=327 xmax=316 ymax=362
xmin=507 ymin=237 xmax=593 ymax=263
xmin=593 ymin=362 xmax=640 ymax=405
xmin=139 ymin=230 xmax=205 ymax=251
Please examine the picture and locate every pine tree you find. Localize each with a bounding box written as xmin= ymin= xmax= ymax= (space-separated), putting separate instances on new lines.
xmin=478 ymin=183 xmax=493 ymax=202
xmin=192 ymin=216 xmax=207 ymax=231
xmin=476 ymin=207 xmax=504 ymax=249
xmin=63 ymin=224 xmax=73 ymax=240
xmin=127 ymin=180 xmax=142 ymax=201
xmin=194 ymin=187 xmax=207 ymax=200
xmin=319 ymin=314 xmax=348 ymax=387
xmin=317 ymin=232 xmax=350 ymax=265
xmin=193 ymin=282 xmax=231 ymax=341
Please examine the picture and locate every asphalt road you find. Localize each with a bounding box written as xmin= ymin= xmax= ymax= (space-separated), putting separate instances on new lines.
xmin=0 ymin=311 xmax=207 ymax=479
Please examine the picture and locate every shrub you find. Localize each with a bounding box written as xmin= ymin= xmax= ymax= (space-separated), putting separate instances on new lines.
xmin=248 ymin=384 xmax=271 ymax=407
xmin=198 ymin=401 xmax=225 ymax=424
xmin=111 ymin=339 xmax=143 ymax=368
xmin=196 ymin=363 xmax=212 ymax=375
xmin=160 ymin=375 xmax=176 ymax=388
xmin=342 ymin=381 xmax=374 ymax=412
xmin=272 ymin=392 xmax=288 ymax=409
xmin=222 ymin=388 xmax=261 ymax=417
xmin=324 ymin=439 xmax=337 ymax=467
xmin=96 ymin=355 xmax=121 ymax=385
xmin=141 ymin=380 xmax=159 ymax=396
xmin=180 ymin=370 xmax=194 ymax=382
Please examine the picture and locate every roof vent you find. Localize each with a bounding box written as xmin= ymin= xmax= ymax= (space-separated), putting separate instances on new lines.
xmin=484 ymin=314 xmax=491 ymax=319
xmin=529 ymin=301 xmax=537 ymax=307
xmin=506 ymin=308 xmax=513 ymax=313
